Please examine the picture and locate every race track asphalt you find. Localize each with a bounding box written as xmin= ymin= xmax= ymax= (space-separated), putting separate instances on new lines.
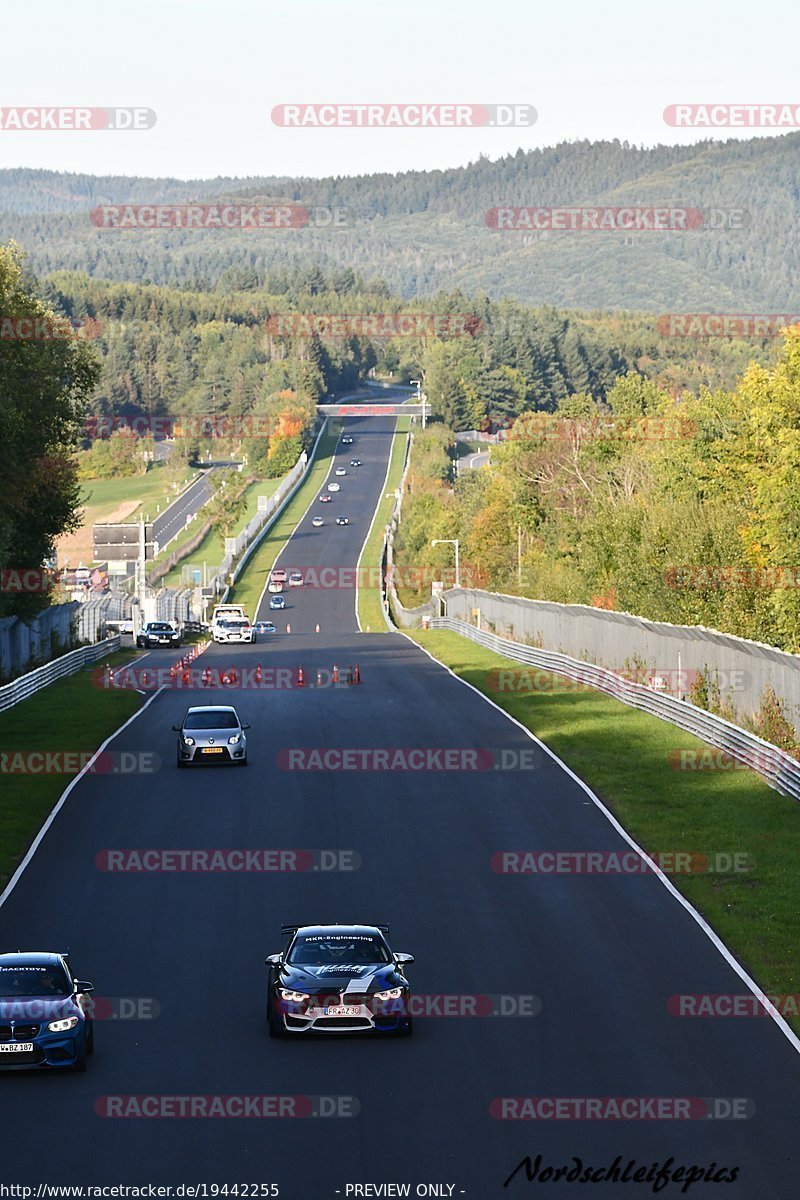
xmin=0 ymin=405 xmax=798 ymax=1197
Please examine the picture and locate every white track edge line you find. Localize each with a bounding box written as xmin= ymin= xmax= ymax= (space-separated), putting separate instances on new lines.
xmin=0 ymin=686 xmax=166 ymax=911
xmin=399 ymin=629 xmax=800 ymax=1058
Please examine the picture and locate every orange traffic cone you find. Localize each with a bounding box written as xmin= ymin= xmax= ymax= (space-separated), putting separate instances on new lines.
xmin=353 ymin=663 xmax=361 ymax=685
xmin=332 ymin=663 xmax=339 ymax=683
xmin=296 ymin=665 xmax=305 ymax=687
xmin=169 ymin=662 xmax=178 ymax=679
xmin=255 ymin=663 xmax=262 ymax=684
xmin=229 ymin=666 xmax=237 ymax=685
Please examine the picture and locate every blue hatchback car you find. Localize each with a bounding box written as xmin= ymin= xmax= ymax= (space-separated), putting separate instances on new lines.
xmin=269 ymin=595 xmax=286 ymax=610
xmin=0 ymin=952 xmax=94 ymax=1071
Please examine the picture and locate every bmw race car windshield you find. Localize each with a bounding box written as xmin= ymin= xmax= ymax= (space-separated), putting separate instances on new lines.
xmin=184 ymin=711 xmax=240 ymax=730
xmin=288 ymin=935 xmax=391 ymax=966
xmin=0 ymin=965 xmax=71 ymax=997
xmin=147 ymin=623 xmax=173 ymax=632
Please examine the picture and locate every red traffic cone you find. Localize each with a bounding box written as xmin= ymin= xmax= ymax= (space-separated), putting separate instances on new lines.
xmin=353 ymin=663 xmax=361 ymax=685
xmin=255 ymin=663 xmax=262 ymax=684
xmin=296 ymin=665 xmax=305 ymax=687
xmin=332 ymin=663 xmax=339 ymax=683
xmin=229 ymin=666 xmax=237 ymax=685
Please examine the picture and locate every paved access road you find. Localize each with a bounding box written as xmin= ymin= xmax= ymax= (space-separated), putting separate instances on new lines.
xmin=1 ymin=402 xmax=799 ymax=1197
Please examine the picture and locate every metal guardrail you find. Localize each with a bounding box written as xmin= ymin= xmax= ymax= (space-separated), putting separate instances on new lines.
xmin=429 ymin=617 xmax=800 ymax=802
xmin=0 ymin=637 xmax=121 ymax=713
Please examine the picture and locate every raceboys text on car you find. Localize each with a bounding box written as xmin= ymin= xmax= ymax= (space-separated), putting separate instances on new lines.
xmin=265 ymin=924 xmax=414 ymax=1037
xmin=174 ymin=705 xmax=250 ymax=766
xmin=0 ymin=953 xmax=94 ymax=1071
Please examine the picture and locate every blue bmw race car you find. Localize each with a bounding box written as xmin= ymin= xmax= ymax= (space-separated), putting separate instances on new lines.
xmin=265 ymin=924 xmax=414 ymax=1037
xmin=0 ymin=952 xmax=94 ymax=1071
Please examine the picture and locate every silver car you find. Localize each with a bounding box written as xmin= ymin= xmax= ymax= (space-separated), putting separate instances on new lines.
xmin=174 ymin=705 xmax=250 ymax=767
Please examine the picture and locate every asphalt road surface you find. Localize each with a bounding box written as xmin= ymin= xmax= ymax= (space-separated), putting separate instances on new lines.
xmin=153 ymin=463 xmax=238 ymax=551
xmin=1 ymin=404 xmax=799 ymax=1196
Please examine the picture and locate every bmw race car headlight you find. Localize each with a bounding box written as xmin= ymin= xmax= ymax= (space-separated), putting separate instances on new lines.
xmin=47 ymin=1016 xmax=79 ymax=1033
xmin=228 ymin=734 xmax=241 ymax=744
xmin=279 ymin=989 xmax=310 ymax=1003
xmin=182 ymin=736 xmax=195 ymax=746
xmin=373 ymin=987 xmax=404 ymax=1001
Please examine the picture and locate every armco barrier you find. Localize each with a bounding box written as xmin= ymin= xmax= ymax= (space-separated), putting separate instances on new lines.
xmin=428 ymin=617 xmax=800 ymax=802
xmin=0 ymin=637 xmax=120 ymax=713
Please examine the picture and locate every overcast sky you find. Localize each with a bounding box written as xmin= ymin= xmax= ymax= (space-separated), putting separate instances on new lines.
xmin=2 ymin=0 xmax=797 ymax=180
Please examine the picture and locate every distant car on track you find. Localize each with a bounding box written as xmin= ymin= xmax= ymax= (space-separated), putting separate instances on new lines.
xmin=350 ymin=459 xmax=362 ymax=467
xmin=265 ymin=924 xmax=414 ymax=1038
xmin=327 ymin=481 xmax=341 ymax=492
xmin=319 ymin=494 xmax=332 ymax=504
xmin=341 ymin=436 xmax=354 ymax=444
xmin=254 ymin=620 xmax=276 ymax=635
xmin=0 ymin=952 xmax=94 ymax=1072
xmin=174 ymin=705 xmax=250 ymax=767
xmin=336 ymin=516 xmax=350 ymax=526
xmin=136 ymin=621 xmax=181 ymax=649
xmin=289 ymin=572 xmax=303 ymax=587
xmin=268 ymin=580 xmax=284 ymax=593
xmin=269 ymin=595 xmax=286 ymax=610
xmin=312 ymin=516 xmax=324 ymax=527
xmin=213 ymin=618 xmax=253 ymax=644
xmin=335 ymin=468 xmax=346 ymax=476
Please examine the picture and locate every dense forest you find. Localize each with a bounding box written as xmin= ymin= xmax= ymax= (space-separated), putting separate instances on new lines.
xmin=393 ymin=328 xmax=800 ymax=657
xmin=2 ymin=132 xmax=800 ymax=308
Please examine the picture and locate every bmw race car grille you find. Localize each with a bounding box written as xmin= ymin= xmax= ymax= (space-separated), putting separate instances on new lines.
xmin=315 ymin=1017 xmax=372 ymax=1029
xmin=339 ymin=994 xmax=371 ymax=1007
xmin=0 ymin=1025 xmax=10 ymax=1041
xmin=13 ymin=1024 xmax=40 ymax=1040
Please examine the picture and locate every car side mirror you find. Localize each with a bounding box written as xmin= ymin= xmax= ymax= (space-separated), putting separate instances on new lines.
xmin=265 ymin=954 xmax=282 ymax=966
xmin=172 ymin=724 xmax=181 ymax=731
xmin=74 ymin=980 xmax=94 ymax=993
xmin=394 ymin=953 xmax=414 ymax=965
xmin=241 ymin=723 xmax=251 ymax=730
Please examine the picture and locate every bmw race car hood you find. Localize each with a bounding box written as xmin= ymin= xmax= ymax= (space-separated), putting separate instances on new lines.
xmin=0 ymin=995 xmax=80 ymax=1021
xmin=279 ymin=963 xmax=402 ymax=994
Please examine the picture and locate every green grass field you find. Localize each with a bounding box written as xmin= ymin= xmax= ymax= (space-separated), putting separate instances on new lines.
xmin=80 ymin=463 xmax=198 ymax=522
xmin=227 ymin=423 xmax=342 ymax=617
xmin=0 ymin=651 xmax=143 ymax=886
xmin=356 ymin=416 xmax=411 ymax=632
xmin=404 ymin=627 xmax=800 ymax=1030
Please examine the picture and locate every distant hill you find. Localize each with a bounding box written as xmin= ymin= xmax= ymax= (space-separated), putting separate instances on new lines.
xmin=2 ymin=134 xmax=800 ymax=309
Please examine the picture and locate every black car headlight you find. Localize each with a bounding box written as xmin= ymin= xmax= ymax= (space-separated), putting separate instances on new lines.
xmin=47 ymin=1016 xmax=79 ymax=1033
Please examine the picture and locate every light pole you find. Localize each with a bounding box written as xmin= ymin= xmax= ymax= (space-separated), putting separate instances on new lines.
xmin=410 ymin=378 xmax=427 ymax=429
xmin=431 ymin=539 xmax=460 ymax=588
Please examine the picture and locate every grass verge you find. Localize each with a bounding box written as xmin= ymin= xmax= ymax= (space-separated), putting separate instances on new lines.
xmin=227 ymin=422 xmax=342 ymax=617
xmin=0 ymin=650 xmax=143 ymax=887
xmin=405 ymin=627 xmax=800 ymax=1030
xmin=356 ymin=416 xmax=411 ymax=632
